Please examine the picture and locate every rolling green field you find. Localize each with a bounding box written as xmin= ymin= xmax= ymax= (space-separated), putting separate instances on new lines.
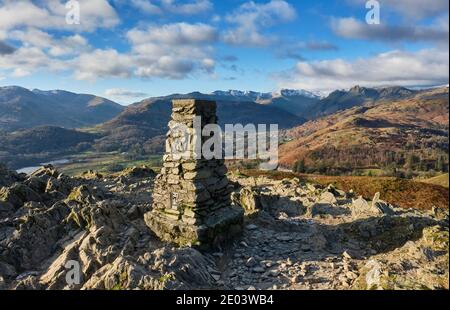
xmin=56 ymin=152 xmax=162 ymax=176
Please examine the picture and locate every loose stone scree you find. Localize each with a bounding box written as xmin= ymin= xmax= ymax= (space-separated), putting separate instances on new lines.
xmin=145 ymin=99 xmax=244 ymax=247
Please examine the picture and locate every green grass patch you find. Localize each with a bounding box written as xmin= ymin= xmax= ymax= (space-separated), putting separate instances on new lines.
xmin=56 ymin=152 xmax=162 ymax=176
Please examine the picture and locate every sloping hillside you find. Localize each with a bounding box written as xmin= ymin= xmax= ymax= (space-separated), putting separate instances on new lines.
xmin=240 ymin=169 xmax=449 ymax=211
xmin=93 ymin=97 xmax=306 ymax=153
xmin=0 ymin=92 xmax=307 ymax=167
xmin=279 ymin=87 xmax=449 ymax=173
xmin=305 ymin=86 xmax=417 ymax=119
xmin=0 ymin=126 xmax=98 ymax=168
xmin=257 ymin=91 xmax=320 ymax=117
xmin=421 ymin=173 xmax=449 ymax=188
xmin=0 ymin=86 xmax=124 ymax=131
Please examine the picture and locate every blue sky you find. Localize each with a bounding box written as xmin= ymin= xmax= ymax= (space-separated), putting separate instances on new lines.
xmin=0 ymin=0 xmax=448 ymax=104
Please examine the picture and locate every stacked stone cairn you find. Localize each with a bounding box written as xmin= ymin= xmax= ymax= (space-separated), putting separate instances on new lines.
xmin=144 ymin=99 xmax=243 ymax=247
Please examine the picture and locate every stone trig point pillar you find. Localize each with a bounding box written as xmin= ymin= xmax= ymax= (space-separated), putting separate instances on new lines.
xmin=144 ymin=99 xmax=243 ymax=247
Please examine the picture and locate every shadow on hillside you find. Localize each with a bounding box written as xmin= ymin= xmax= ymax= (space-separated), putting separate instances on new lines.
xmin=237 ymin=210 xmax=441 ymax=260
xmin=310 ymin=203 xmax=351 ymax=217
xmin=212 ymin=210 xmax=444 ymax=290
xmin=320 ymin=215 xmax=440 ymax=255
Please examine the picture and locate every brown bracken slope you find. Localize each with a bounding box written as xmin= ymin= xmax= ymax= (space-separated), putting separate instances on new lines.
xmin=279 ymin=87 xmax=449 ymax=170
xmin=241 ymin=169 xmax=449 ymax=211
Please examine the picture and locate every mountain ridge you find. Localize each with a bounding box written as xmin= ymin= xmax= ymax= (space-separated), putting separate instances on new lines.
xmin=0 ymin=86 xmax=125 ymax=131
xmin=0 ymin=84 xmax=447 ymax=171
xmin=92 ymin=96 xmax=307 ymax=154
xmin=279 ymin=86 xmax=449 ymax=174
xmin=130 ymin=85 xmax=420 ymax=120
xmin=0 ymin=84 xmax=429 ymax=132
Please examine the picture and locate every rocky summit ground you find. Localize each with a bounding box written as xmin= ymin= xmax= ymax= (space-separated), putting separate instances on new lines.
xmin=0 ymin=165 xmax=448 ymax=290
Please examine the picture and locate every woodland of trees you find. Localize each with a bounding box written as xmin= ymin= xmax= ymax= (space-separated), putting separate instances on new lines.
xmin=293 ymin=147 xmax=449 ymax=178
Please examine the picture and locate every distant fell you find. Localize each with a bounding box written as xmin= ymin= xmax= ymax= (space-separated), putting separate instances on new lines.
xmin=0 ymin=86 xmax=124 ymax=131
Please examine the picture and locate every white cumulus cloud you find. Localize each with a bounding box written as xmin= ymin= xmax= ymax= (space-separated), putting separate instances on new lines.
xmin=0 ymin=0 xmax=119 ymax=33
xmin=130 ymin=0 xmax=213 ymax=15
xmin=104 ymin=88 xmax=149 ymax=100
xmin=72 ymin=22 xmax=218 ymax=81
xmin=349 ymin=0 xmax=449 ymax=20
xmin=127 ymin=23 xmax=218 ymax=46
xmin=9 ymin=28 xmax=90 ymax=56
xmin=0 ymin=45 xmax=66 ymax=77
xmin=74 ymin=49 xmax=133 ymax=81
xmin=223 ymin=0 xmax=296 ymax=47
xmin=332 ymin=17 xmax=449 ymax=44
xmin=275 ymin=48 xmax=449 ymax=92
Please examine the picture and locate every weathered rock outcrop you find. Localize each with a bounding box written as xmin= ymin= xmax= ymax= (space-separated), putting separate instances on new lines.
xmin=0 ymin=165 xmax=448 ymax=290
xmin=0 ymin=163 xmax=25 ymax=187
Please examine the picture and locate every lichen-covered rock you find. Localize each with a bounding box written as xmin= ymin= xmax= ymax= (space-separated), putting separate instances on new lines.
xmin=352 ymin=259 xmax=387 ymax=290
xmin=319 ymin=191 xmax=337 ymax=204
xmin=83 ymin=247 xmax=216 ymax=290
xmin=0 ymin=201 xmax=13 ymax=215
xmin=80 ymin=170 xmax=104 ymax=180
xmin=0 ymin=183 xmax=42 ymax=208
xmin=66 ymin=185 xmax=105 ymax=205
xmin=30 ymin=165 xmax=60 ymax=181
xmin=238 ymin=187 xmax=261 ymax=212
xmin=350 ymin=196 xmax=385 ymax=218
xmin=1 ymin=201 xmax=71 ymax=271
xmin=352 ymin=225 xmax=449 ymax=290
xmin=0 ymin=163 xmax=24 ymax=187
xmin=0 ymin=164 xmax=447 ymax=291
xmin=119 ymin=166 xmax=155 ymax=179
